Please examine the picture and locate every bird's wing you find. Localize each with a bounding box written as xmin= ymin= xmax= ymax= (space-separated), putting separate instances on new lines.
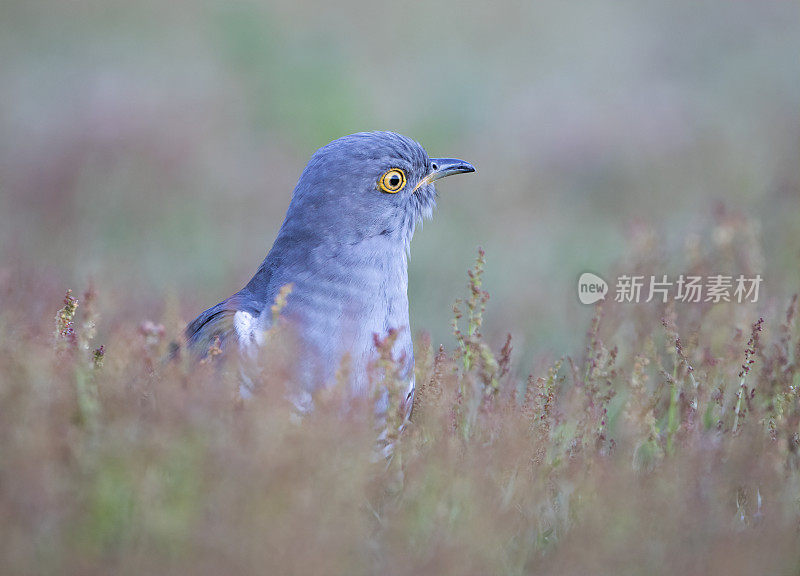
xmin=185 ymin=293 xmax=262 ymax=357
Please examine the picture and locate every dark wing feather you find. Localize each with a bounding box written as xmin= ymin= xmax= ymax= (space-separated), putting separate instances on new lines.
xmin=185 ymin=300 xmax=238 ymax=357
xmin=184 ymin=292 xmax=262 ymax=357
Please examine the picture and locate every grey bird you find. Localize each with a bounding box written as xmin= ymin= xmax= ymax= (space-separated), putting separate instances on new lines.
xmin=185 ymin=131 xmax=475 ymax=413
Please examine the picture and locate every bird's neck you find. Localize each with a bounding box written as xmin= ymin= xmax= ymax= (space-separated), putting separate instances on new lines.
xmin=259 ymin=227 xmax=411 ymax=307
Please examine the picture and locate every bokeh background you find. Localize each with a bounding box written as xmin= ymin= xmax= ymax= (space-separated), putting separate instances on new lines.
xmin=1 ymin=0 xmax=798 ymax=359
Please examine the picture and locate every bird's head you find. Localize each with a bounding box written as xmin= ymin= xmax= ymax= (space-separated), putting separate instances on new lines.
xmin=283 ymin=131 xmax=475 ymax=249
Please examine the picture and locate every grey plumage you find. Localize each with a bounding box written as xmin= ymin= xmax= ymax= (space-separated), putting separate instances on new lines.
xmin=185 ymin=131 xmax=474 ymax=412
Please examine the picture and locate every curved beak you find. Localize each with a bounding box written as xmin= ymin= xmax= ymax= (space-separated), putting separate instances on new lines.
xmin=414 ymin=157 xmax=475 ymax=191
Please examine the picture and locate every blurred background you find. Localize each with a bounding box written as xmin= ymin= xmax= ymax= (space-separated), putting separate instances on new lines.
xmin=1 ymin=0 xmax=797 ymax=362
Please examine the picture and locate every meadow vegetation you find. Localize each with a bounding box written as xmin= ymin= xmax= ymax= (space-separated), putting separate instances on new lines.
xmin=2 ymin=216 xmax=798 ymax=575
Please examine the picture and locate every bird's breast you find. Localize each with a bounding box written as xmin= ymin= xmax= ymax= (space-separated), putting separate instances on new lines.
xmin=265 ymin=241 xmax=413 ymax=395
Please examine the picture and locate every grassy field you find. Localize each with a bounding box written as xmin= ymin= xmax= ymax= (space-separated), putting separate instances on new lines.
xmin=2 ymin=233 xmax=799 ymax=574
xmin=1 ymin=1 xmax=799 ymax=574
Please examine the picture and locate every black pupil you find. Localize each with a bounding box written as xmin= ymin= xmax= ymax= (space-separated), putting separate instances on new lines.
xmin=389 ymin=174 xmax=400 ymax=187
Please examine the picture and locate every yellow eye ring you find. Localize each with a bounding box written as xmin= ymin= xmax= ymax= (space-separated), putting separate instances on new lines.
xmin=378 ymin=168 xmax=407 ymax=193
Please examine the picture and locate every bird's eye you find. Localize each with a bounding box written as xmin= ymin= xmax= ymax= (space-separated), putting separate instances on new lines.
xmin=378 ymin=168 xmax=407 ymax=193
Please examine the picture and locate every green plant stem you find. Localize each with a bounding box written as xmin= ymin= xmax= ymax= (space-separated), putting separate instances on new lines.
xmin=732 ymin=376 xmax=747 ymax=434
xmin=666 ymin=364 xmax=679 ymax=454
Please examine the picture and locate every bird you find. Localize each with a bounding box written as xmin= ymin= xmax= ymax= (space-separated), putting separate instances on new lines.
xmin=185 ymin=131 xmax=475 ymax=416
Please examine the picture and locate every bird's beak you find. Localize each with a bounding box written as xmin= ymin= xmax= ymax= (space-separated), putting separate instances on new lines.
xmin=414 ymin=158 xmax=476 ymax=191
